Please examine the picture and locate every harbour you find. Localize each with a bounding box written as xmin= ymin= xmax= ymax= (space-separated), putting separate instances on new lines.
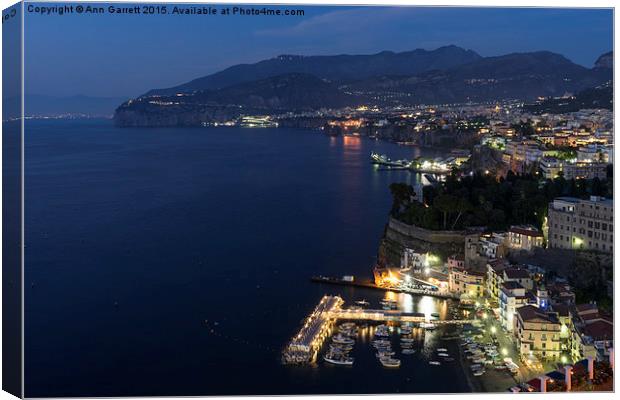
xmin=283 ymin=295 xmax=475 ymax=366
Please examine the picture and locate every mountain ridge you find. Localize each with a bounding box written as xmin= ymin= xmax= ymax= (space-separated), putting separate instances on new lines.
xmin=115 ymin=48 xmax=613 ymax=127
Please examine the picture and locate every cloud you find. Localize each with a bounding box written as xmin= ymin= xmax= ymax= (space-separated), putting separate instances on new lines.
xmin=255 ymin=7 xmax=413 ymax=38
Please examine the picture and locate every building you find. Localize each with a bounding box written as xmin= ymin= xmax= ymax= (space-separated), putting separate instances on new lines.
xmin=508 ymin=226 xmax=544 ymax=251
xmin=479 ymin=232 xmax=508 ymax=259
xmin=486 ymin=259 xmax=510 ymax=304
xmin=448 ymin=266 xmax=485 ymax=298
xmin=548 ymin=196 xmax=614 ymax=253
xmin=572 ymin=303 xmax=614 ymax=361
xmin=503 ymin=268 xmax=534 ymax=290
xmin=515 ymin=305 xmax=563 ymax=362
xmin=499 ymin=281 xmax=533 ymax=331
xmin=540 ymin=158 xmax=608 ymax=180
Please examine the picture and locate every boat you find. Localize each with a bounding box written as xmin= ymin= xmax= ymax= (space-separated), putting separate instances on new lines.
xmin=431 ymin=313 xmax=440 ymax=318
xmin=332 ymin=335 xmax=355 ymax=345
xmin=429 ymin=361 xmax=441 ymax=366
xmin=473 ymin=369 xmax=486 ymax=376
xmin=437 ymin=353 xmax=450 ymax=357
xmin=436 ymin=348 xmax=448 ymax=352
xmin=376 ymin=351 xmax=395 ymax=358
xmin=355 ymin=300 xmax=370 ymax=306
xmin=324 ymin=354 xmax=354 ymax=366
xmin=380 ymin=358 xmax=401 ymax=368
xmin=402 ymin=349 xmax=416 ymax=355
xmin=400 ymin=337 xmax=415 ymax=343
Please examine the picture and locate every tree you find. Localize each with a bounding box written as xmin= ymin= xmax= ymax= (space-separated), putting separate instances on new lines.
xmin=433 ymin=194 xmax=458 ymax=229
xmin=389 ymin=183 xmax=415 ymax=216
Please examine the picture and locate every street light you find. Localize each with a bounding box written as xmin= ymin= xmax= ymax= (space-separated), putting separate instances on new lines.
xmin=501 ymin=348 xmax=508 ymax=356
xmin=491 ymin=326 xmax=497 ymax=334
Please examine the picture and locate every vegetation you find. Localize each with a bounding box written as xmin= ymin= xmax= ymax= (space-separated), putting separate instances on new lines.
xmin=389 ymin=171 xmax=613 ymax=231
xmin=569 ymin=253 xmax=613 ymax=313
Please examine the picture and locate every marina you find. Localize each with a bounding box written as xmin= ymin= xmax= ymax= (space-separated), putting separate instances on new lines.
xmin=283 ymin=295 xmax=474 ymax=365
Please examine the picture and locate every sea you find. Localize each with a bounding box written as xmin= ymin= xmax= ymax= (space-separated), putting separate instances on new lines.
xmin=24 ymin=119 xmax=471 ymax=396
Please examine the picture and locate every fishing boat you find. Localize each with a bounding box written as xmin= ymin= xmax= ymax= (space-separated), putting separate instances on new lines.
xmin=437 ymin=353 xmax=450 ymax=357
xmin=402 ymin=349 xmax=416 ymax=355
xmin=429 ymin=361 xmax=441 ymax=366
xmin=355 ymin=300 xmax=370 ymax=306
xmin=437 ymin=348 xmax=448 ymax=352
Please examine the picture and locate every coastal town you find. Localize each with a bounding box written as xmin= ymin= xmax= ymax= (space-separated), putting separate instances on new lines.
xmin=281 ymin=86 xmax=614 ymax=393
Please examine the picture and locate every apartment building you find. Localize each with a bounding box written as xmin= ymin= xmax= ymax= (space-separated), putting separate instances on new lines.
xmin=448 ymin=266 xmax=485 ymax=298
xmin=507 ymin=226 xmax=544 ymax=251
xmin=515 ymin=305 xmax=562 ymax=362
xmin=548 ymin=196 xmax=613 ymax=253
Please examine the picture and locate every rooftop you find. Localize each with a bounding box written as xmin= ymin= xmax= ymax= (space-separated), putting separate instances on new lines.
xmin=517 ymin=305 xmax=559 ymax=324
xmin=504 ymin=268 xmax=531 ymax=280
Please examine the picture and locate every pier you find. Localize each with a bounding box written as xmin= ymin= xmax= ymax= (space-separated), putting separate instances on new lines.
xmin=282 ymin=295 xmax=343 ymax=365
xmin=283 ymin=295 xmax=474 ymax=365
xmin=331 ymin=308 xmax=474 ymax=324
xmin=311 ymin=275 xmax=460 ymax=300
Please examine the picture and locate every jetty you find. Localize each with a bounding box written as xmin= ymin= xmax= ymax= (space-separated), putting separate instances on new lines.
xmin=282 ymin=295 xmax=343 ymax=365
xmin=311 ymin=275 xmax=460 ymax=300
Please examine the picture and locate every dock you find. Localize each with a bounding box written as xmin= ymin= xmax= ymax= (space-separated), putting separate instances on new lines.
xmin=282 ymin=295 xmax=343 ymax=365
xmin=311 ymin=275 xmax=460 ymax=300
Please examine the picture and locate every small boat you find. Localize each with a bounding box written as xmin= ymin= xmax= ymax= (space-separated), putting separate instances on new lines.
xmin=438 ymin=353 xmax=450 ymax=357
xmin=437 ymin=348 xmax=448 ymax=352
xmin=355 ymin=300 xmax=370 ymax=306
xmin=380 ymin=358 xmax=401 ymax=368
xmin=431 ymin=313 xmax=440 ymax=318
xmin=429 ymin=361 xmax=441 ymax=366
xmin=400 ymin=338 xmax=415 ymax=343
xmin=324 ymin=354 xmax=354 ymax=366
xmin=332 ymin=335 xmax=355 ymax=345
xmin=402 ymin=349 xmax=416 ymax=355
xmin=376 ymin=351 xmax=395 ymax=358
xmin=473 ymin=369 xmax=486 ymax=376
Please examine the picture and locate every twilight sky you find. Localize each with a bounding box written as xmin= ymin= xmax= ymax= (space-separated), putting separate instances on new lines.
xmin=24 ymin=4 xmax=613 ymax=98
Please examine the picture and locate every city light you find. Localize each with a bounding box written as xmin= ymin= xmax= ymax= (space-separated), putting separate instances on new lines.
xmin=501 ymin=348 xmax=508 ymax=356
xmin=490 ymin=326 xmax=496 ymax=334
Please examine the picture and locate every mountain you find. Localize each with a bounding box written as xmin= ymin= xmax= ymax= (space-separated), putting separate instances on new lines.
xmin=522 ymin=82 xmax=613 ymax=114
xmin=116 ymin=49 xmax=613 ymax=127
xmin=115 ymin=74 xmax=361 ymax=127
xmin=594 ymin=51 xmax=613 ymax=69
xmin=144 ymin=45 xmax=482 ymax=96
xmin=346 ymin=51 xmax=612 ymax=104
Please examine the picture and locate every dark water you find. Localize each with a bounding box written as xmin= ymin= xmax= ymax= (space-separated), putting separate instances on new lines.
xmin=24 ymin=119 xmax=470 ymax=396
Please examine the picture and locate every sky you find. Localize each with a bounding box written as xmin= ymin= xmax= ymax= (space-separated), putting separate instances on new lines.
xmin=23 ymin=4 xmax=613 ymax=98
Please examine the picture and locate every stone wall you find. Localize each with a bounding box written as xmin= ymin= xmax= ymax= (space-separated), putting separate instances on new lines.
xmin=379 ymin=217 xmax=468 ymax=267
